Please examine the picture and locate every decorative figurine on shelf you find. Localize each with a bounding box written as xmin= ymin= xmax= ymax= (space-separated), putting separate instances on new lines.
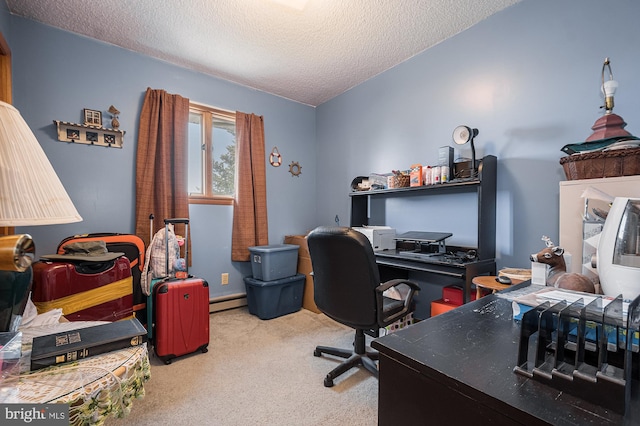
xmin=530 ymin=236 xmax=599 ymax=294
xmin=108 ymin=105 xmax=120 ymax=129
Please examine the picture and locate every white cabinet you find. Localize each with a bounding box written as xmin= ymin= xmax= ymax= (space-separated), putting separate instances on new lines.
xmin=559 ymin=175 xmax=640 ymax=274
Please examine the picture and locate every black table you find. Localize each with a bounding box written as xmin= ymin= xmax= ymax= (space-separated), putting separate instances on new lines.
xmin=372 ymin=284 xmax=640 ymax=425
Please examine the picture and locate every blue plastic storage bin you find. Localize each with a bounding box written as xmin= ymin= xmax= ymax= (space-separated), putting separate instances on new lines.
xmin=248 ymin=244 xmax=299 ymax=281
xmin=244 ymin=273 xmax=305 ymax=320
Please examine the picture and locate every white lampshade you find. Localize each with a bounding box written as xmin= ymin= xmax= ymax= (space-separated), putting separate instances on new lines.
xmin=0 ymin=101 xmax=82 ymax=226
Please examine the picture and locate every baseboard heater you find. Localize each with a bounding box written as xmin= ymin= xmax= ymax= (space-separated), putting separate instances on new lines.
xmin=209 ymin=293 xmax=247 ymax=313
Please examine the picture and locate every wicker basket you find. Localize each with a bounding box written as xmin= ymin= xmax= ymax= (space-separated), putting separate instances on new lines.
xmin=499 ymin=268 xmax=532 ymax=281
xmin=389 ymin=174 xmax=410 ymax=188
xmin=559 ymin=147 xmax=640 ymax=180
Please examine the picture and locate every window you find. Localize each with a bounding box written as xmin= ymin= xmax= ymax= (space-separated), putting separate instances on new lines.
xmin=188 ymin=103 xmax=236 ymax=205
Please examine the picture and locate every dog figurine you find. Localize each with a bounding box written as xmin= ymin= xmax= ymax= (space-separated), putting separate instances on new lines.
xmin=530 ymin=236 xmax=598 ymax=294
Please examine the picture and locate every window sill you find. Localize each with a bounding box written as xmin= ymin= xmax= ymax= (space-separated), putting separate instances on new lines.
xmin=188 ymin=196 xmax=234 ymax=206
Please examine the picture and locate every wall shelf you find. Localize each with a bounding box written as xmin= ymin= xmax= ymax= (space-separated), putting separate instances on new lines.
xmin=54 ymin=120 xmax=124 ymax=148
xmin=350 ymin=155 xmax=497 ymax=261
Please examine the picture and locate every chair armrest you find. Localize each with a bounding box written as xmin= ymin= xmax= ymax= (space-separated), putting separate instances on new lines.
xmin=376 ymin=279 xmax=420 ymax=294
xmin=376 ymin=279 xmax=420 ymax=326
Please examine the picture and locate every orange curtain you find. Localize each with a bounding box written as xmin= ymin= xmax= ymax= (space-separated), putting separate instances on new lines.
xmin=134 ymin=88 xmax=190 ymax=248
xmin=231 ymin=112 xmax=268 ymax=261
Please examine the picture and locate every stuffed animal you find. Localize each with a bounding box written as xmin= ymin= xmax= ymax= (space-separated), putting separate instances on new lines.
xmin=530 ymin=236 xmax=599 ymax=294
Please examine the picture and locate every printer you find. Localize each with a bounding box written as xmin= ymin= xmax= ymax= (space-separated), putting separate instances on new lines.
xmin=352 ymin=226 xmax=396 ymax=251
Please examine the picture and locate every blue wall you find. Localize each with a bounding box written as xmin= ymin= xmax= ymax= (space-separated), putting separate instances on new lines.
xmin=0 ymin=2 xmax=8 ymax=37
xmin=315 ymin=0 xmax=640 ymax=316
xmin=2 ymin=0 xmax=640 ymax=309
xmin=317 ymin=0 xmax=640 ymax=268
xmin=1 ymin=12 xmax=317 ymax=299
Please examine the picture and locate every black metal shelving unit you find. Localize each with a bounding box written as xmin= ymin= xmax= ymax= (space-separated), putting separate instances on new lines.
xmin=349 ymin=155 xmax=497 ymax=303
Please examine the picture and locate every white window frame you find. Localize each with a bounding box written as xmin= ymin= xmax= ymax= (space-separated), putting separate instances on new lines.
xmin=188 ymin=102 xmax=236 ymax=206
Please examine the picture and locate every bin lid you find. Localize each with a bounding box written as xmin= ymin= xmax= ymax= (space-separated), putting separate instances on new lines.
xmin=248 ymin=244 xmax=299 ymax=253
xmin=244 ymin=273 xmax=305 ymax=286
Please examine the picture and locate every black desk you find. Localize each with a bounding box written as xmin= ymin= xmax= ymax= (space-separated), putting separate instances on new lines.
xmin=372 ymin=284 xmax=640 ymax=425
xmin=374 ymin=249 xmax=496 ymax=303
xmin=350 ymin=156 xmax=497 ymax=305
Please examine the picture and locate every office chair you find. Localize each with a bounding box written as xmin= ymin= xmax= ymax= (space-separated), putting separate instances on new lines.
xmin=307 ymin=226 xmax=419 ymax=387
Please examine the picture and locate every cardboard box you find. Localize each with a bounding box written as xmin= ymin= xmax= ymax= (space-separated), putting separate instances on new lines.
xmin=439 ymin=146 xmax=454 ymax=169
xmin=410 ymin=164 xmax=423 ymax=187
xmin=284 ymin=235 xmax=320 ymax=313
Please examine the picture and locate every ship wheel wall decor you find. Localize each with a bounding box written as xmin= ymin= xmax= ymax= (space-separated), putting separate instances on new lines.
xmin=289 ymin=161 xmax=302 ymax=177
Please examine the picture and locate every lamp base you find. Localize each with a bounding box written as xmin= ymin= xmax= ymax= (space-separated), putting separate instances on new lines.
xmin=586 ymin=113 xmax=632 ymax=142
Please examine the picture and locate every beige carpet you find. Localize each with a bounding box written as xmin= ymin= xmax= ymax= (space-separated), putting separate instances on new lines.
xmin=107 ymin=307 xmax=378 ymax=425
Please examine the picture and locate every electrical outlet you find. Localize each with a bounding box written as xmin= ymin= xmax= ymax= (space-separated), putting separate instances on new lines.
xmin=221 ymin=273 xmax=229 ymax=285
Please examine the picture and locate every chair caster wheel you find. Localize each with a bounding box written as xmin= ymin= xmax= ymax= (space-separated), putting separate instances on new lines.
xmin=202 ymin=347 xmax=208 ymax=353
xmin=313 ymin=349 xmax=321 ymax=357
xmin=324 ymin=377 xmax=334 ymax=387
xmin=164 ymin=359 xmax=172 ymax=365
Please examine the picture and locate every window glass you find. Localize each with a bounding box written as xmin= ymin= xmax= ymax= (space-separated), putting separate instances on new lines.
xmin=188 ymin=112 xmax=204 ymax=195
xmin=187 ymin=104 xmax=236 ymax=204
xmin=211 ymin=116 xmax=235 ymax=196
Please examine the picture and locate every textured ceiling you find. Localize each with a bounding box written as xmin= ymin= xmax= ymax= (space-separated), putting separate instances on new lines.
xmin=6 ymin=0 xmax=520 ymax=106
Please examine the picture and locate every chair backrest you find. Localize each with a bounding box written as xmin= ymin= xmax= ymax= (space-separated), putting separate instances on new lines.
xmin=307 ymin=226 xmax=381 ymax=329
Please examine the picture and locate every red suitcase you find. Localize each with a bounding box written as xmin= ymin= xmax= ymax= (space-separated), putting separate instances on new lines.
xmin=149 ymin=218 xmax=209 ymax=364
xmin=32 ymin=256 xmax=133 ymax=322
xmin=152 ymin=277 xmax=209 ymax=364
xmin=57 ymin=233 xmax=147 ymax=321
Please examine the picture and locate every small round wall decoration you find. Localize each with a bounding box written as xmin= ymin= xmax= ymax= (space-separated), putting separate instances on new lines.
xmin=289 ymin=161 xmax=302 ymax=177
xmin=269 ymin=147 xmax=282 ymax=167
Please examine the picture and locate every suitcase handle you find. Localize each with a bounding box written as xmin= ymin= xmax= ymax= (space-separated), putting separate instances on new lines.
xmin=74 ymin=260 xmax=115 ymax=274
xmin=163 ymin=218 xmax=189 ymax=276
xmin=164 ymin=218 xmax=189 ymax=225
